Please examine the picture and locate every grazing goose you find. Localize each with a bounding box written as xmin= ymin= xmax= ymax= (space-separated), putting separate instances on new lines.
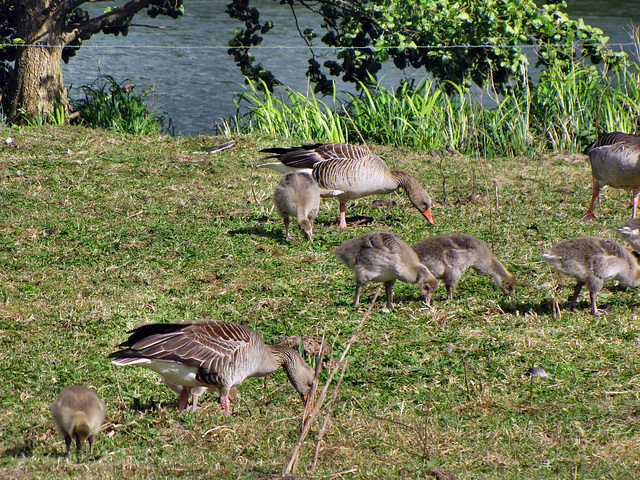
xmin=412 ymin=233 xmax=515 ymax=300
xmin=583 ymin=132 xmax=640 ymax=219
xmin=259 ymin=143 xmax=434 ymax=228
xmin=614 ymin=218 xmax=640 ymax=252
xmin=108 ymin=319 xmax=315 ymax=415
xmin=334 ymin=231 xmax=437 ymax=309
xmin=273 ymin=172 xmax=320 ymax=241
xmin=542 ymin=236 xmax=640 ymax=315
xmin=51 ymin=385 xmax=107 ymax=456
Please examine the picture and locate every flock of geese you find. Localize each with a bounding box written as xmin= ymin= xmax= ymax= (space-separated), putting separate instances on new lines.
xmin=52 ymin=132 xmax=640 ymax=457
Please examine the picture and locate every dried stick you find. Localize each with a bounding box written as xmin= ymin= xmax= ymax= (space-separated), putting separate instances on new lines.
xmin=310 ymin=366 xmax=347 ymax=472
xmin=111 ymin=364 xmax=126 ymax=408
xmin=461 ymin=354 xmax=472 ymax=400
xmin=439 ymin=158 xmax=447 ymax=204
xmin=531 ymin=154 xmax=545 ymax=194
xmin=282 ymin=287 xmax=381 ymax=475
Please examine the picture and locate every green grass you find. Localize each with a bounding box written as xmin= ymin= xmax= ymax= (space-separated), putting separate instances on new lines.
xmin=232 ymin=56 xmax=640 ymax=157
xmin=0 ymin=126 xmax=639 ymax=479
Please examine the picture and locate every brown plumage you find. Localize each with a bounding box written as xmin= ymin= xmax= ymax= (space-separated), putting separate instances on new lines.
xmin=273 ymin=172 xmax=320 ymax=241
xmin=412 ymin=233 xmax=515 ymax=300
xmin=334 ymin=231 xmax=437 ymax=309
xmin=51 ymin=385 xmax=107 ymax=456
xmin=542 ymin=236 xmax=640 ymax=315
xmin=583 ymin=132 xmax=640 ymax=219
xmin=108 ymin=319 xmax=315 ymax=415
xmin=259 ymin=143 xmax=434 ymax=228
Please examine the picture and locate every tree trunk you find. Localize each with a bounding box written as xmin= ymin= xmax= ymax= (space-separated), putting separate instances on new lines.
xmin=8 ymin=0 xmax=68 ymax=123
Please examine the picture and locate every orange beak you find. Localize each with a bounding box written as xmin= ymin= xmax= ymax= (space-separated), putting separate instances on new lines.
xmin=302 ymin=395 xmax=314 ymax=412
xmin=423 ymin=208 xmax=434 ymax=224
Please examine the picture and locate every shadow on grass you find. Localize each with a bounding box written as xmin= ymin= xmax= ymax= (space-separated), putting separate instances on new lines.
xmin=1 ymin=443 xmax=34 ymax=458
xmin=227 ymin=225 xmax=281 ymax=241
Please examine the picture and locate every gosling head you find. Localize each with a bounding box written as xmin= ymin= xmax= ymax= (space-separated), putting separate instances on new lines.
xmin=416 ymin=266 xmax=438 ymax=306
xmin=298 ymin=218 xmax=313 ymax=242
xmin=500 ymin=274 xmax=516 ymax=298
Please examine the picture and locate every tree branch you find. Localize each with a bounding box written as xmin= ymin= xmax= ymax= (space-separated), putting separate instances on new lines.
xmin=62 ymin=0 xmax=154 ymax=45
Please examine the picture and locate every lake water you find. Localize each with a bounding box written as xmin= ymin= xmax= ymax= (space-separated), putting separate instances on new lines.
xmin=63 ymin=1 xmax=640 ymax=136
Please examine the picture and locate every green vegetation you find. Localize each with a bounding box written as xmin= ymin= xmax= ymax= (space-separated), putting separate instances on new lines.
xmin=227 ymin=0 xmax=623 ymax=95
xmin=1 ymin=126 xmax=639 ymax=479
xmin=233 ymin=51 xmax=640 ymax=156
xmin=70 ymin=75 xmax=168 ymax=135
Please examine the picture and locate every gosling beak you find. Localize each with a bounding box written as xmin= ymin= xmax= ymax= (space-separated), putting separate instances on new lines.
xmin=423 ymin=208 xmax=434 ymax=224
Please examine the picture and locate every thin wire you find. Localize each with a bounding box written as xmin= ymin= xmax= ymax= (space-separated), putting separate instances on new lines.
xmin=0 ymin=42 xmax=636 ymax=50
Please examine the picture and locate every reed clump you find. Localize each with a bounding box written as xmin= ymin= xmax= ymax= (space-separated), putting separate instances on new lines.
xmin=233 ymin=51 xmax=640 ymax=156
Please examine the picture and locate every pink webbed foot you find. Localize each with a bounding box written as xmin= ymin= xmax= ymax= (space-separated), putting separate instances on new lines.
xmin=220 ymin=395 xmax=232 ymax=415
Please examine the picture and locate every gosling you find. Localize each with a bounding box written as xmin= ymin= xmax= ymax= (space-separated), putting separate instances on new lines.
xmin=614 ymin=218 xmax=640 ymax=252
xmin=51 ymin=385 xmax=107 ymax=456
xmin=542 ymin=236 xmax=640 ymax=315
xmin=334 ymin=231 xmax=437 ymax=309
xmin=412 ymin=233 xmax=515 ymax=300
xmin=273 ymin=172 xmax=320 ymax=241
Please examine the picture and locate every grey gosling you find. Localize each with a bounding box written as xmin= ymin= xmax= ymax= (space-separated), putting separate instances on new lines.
xmin=334 ymin=231 xmax=437 ymax=309
xmin=109 ymin=319 xmax=315 ymax=415
xmin=259 ymin=143 xmax=434 ymax=228
xmin=272 ymin=172 xmax=320 ymax=241
xmin=412 ymin=233 xmax=515 ymax=300
xmin=614 ymin=218 xmax=640 ymax=252
xmin=51 ymin=385 xmax=107 ymax=456
xmin=542 ymin=236 xmax=640 ymax=315
xmin=583 ymin=132 xmax=640 ymax=219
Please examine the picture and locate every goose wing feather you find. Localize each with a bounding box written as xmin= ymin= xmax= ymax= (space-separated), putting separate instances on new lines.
xmin=109 ymin=320 xmax=259 ymax=384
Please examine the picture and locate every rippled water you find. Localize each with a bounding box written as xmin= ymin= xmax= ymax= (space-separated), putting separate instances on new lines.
xmin=63 ymin=0 xmax=640 ymax=135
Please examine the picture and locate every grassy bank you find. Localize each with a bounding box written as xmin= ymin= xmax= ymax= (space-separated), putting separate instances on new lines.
xmin=0 ymin=126 xmax=638 ymax=479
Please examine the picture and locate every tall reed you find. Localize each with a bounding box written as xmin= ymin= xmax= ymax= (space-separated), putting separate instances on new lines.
xmin=70 ymin=75 xmax=168 ymax=135
xmin=232 ymin=54 xmax=640 ymax=157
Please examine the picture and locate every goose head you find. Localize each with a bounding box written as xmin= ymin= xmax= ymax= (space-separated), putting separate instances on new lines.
xmin=298 ymin=218 xmax=313 ymax=242
xmin=499 ymin=274 xmax=516 ymax=297
xmin=416 ymin=266 xmax=438 ymax=305
xmin=285 ymin=358 xmax=316 ymax=408
xmin=405 ymin=183 xmax=434 ymax=224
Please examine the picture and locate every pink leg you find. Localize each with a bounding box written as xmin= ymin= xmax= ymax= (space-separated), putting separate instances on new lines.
xmin=178 ymin=388 xmax=190 ymax=411
xmin=583 ymin=184 xmax=599 ymax=220
xmin=632 ymin=192 xmax=639 ymax=219
xmin=220 ymin=395 xmax=231 ymax=415
xmin=338 ymin=202 xmax=348 ymax=228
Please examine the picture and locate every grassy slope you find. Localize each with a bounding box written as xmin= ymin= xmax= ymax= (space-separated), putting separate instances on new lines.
xmin=0 ymin=126 xmax=638 ymax=479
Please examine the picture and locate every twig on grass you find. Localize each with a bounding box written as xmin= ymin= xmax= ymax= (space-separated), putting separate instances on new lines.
xmin=111 ymin=364 xmax=126 ymax=408
xmin=440 ymin=158 xmax=447 ymax=204
xmin=282 ymin=287 xmax=381 ymax=475
xmin=310 ymin=366 xmax=347 ymax=472
xmin=531 ymin=154 xmax=545 ymax=194
xmin=461 ymin=354 xmax=472 ymax=400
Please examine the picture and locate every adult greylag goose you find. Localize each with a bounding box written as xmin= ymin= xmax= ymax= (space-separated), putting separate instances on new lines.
xmin=542 ymin=236 xmax=640 ymax=315
xmin=273 ymin=172 xmax=320 ymax=241
xmin=583 ymin=132 xmax=640 ymax=219
xmin=51 ymin=385 xmax=107 ymax=456
xmin=334 ymin=231 xmax=437 ymax=309
xmin=412 ymin=233 xmax=515 ymax=300
xmin=108 ymin=319 xmax=315 ymax=415
xmin=614 ymin=218 xmax=640 ymax=252
xmin=259 ymin=143 xmax=434 ymax=228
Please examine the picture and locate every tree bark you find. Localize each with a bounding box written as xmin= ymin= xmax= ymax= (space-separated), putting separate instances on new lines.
xmin=8 ymin=0 xmax=68 ymax=123
xmin=6 ymin=0 xmax=155 ymax=123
